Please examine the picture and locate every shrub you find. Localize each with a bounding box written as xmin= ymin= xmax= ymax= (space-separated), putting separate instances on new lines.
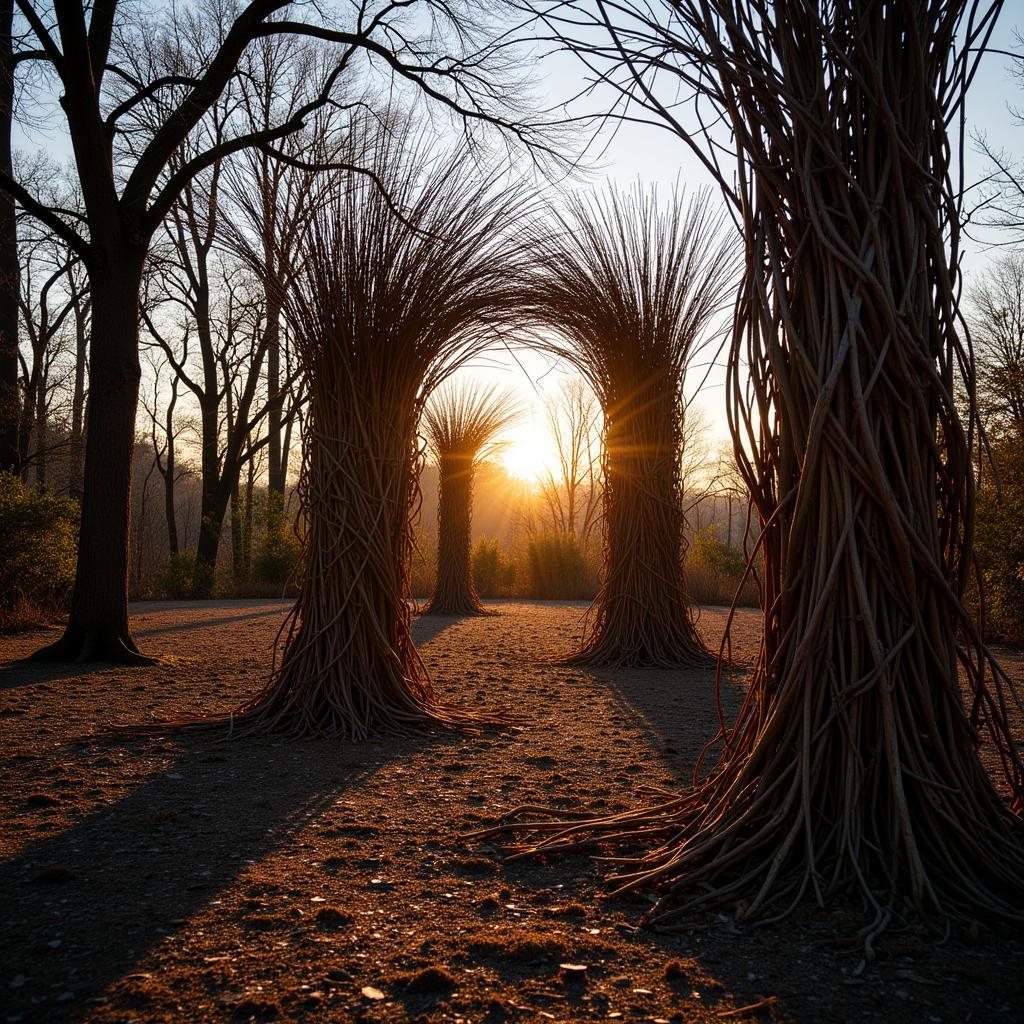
xmin=472 ymin=538 xmax=516 ymax=597
xmin=524 ymin=532 xmax=599 ymax=600
xmin=253 ymin=525 xmax=301 ymax=586
xmin=153 ymin=551 xmax=198 ymax=600
xmin=692 ymin=526 xmax=747 ymax=577
xmin=0 ymin=473 xmax=78 ymax=630
xmin=686 ymin=526 xmax=759 ymax=608
xmin=975 ymin=435 xmax=1024 ymax=645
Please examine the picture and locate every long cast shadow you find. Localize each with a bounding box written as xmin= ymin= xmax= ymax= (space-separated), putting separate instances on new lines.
xmin=0 ymin=656 xmax=96 ymax=691
xmin=0 ymin=728 xmax=430 ymax=1023
xmin=133 ymin=606 xmax=290 ymax=638
xmin=411 ymin=611 xmax=476 ymax=647
xmin=578 ymin=661 xmax=745 ymax=766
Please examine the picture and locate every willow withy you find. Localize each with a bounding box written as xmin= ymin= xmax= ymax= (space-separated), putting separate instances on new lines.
xmin=217 ymin=135 xmax=527 ymax=738
xmin=421 ymin=383 xmax=519 ymax=616
xmin=482 ymin=0 xmax=1024 ymax=943
xmin=524 ymin=185 xmax=735 ymax=667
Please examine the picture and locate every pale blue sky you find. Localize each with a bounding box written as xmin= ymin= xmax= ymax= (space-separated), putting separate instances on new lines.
xmin=12 ymin=5 xmax=1024 ymax=475
xmin=462 ymin=12 xmax=1024 ymax=468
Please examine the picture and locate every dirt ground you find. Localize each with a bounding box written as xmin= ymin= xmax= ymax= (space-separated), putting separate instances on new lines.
xmin=1 ymin=600 xmax=1022 ymax=1024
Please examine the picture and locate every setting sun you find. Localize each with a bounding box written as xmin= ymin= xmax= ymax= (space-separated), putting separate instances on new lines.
xmin=498 ymin=416 xmax=562 ymax=484
xmin=501 ymin=438 xmax=545 ymax=483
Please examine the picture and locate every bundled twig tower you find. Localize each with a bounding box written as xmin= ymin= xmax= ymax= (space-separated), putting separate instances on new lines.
xmin=421 ymin=383 xmax=519 ymax=616
xmin=219 ymin=132 xmax=526 ymax=738
xmin=525 ymin=185 xmax=734 ymax=667
xmin=485 ymin=0 xmax=1024 ymax=940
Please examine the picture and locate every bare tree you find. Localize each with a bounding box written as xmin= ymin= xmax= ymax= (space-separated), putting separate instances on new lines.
xmin=969 ymin=250 xmax=1024 ymax=441
xmin=136 ymin=25 xmax=317 ymax=598
xmin=223 ymin=31 xmax=332 ymax=504
xmin=15 ymin=169 xmax=86 ymax=488
xmin=2 ymin=0 xmax=556 ymax=663
xmin=140 ymin=354 xmax=187 ymax=557
xmin=536 ymin=377 xmax=601 ymax=543
xmin=0 ymin=0 xmax=17 ymax=473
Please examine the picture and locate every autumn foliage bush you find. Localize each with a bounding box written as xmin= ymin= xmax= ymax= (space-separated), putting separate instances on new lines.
xmin=472 ymin=538 xmax=516 ymax=597
xmin=685 ymin=527 xmax=758 ymax=608
xmin=524 ymin=533 xmax=599 ymax=600
xmin=0 ymin=473 xmax=78 ymax=631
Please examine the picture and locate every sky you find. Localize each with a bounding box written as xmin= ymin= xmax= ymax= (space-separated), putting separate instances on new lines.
xmin=12 ymin=4 xmax=1024 ymax=485
xmin=456 ymin=10 xmax=1024 ymax=481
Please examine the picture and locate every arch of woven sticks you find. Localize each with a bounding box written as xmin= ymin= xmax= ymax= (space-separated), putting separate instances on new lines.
xmin=220 ymin=162 xmax=737 ymax=737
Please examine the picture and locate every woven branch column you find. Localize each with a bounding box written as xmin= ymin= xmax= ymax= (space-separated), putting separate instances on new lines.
xmin=427 ymin=453 xmax=479 ymax=614
xmin=524 ymin=185 xmax=734 ymax=667
xmin=487 ymin=0 xmax=1024 ymax=942
xmin=228 ymin=385 xmax=445 ymax=738
xmin=420 ymin=383 xmax=518 ymax=616
xmin=574 ymin=378 xmax=704 ymax=666
xmin=215 ymin=129 xmax=527 ymax=738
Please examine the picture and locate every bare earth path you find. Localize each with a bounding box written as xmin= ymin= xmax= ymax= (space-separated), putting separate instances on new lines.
xmin=1 ymin=601 xmax=1022 ymax=1024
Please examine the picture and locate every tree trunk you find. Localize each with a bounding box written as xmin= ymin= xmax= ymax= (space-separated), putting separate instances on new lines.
xmin=163 ymin=387 xmax=179 ymax=556
xmin=192 ymin=476 xmax=232 ymax=599
xmin=0 ymin=0 xmax=17 ymax=476
xmin=30 ymin=254 xmax=152 ymax=663
xmin=189 ymin=391 xmax=221 ymax=598
xmin=68 ymin=299 xmax=87 ymax=500
xmin=423 ymin=453 xmax=485 ymax=615
xmin=572 ymin=385 xmax=707 ymax=667
xmin=34 ymin=370 xmax=46 ymax=490
xmin=265 ymin=294 xmax=285 ymax=498
xmin=231 ymin=474 xmax=244 ymax=582
xmin=243 ymin=460 xmax=255 ymax=574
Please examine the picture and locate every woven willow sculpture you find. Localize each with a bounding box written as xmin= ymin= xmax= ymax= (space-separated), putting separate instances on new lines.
xmin=421 ymin=383 xmax=519 ymax=616
xmin=221 ymin=134 xmax=527 ymax=738
xmin=525 ymin=185 xmax=734 ymax=666
xmin=488 ymin=0 xmax=1024 ymax=941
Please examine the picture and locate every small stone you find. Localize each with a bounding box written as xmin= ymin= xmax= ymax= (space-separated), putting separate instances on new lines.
xmin=9 ymin=975 xmax=26 ymax=989
xmin=315 ymin=907 xmax=352 ymax=930
xmin=361 ymin=986 xmax=385 ymax=1001
xmin=560 ymin=963 xmax=588 ymax=986
xmin=405 ymin=967 xmax=457 ymax=994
